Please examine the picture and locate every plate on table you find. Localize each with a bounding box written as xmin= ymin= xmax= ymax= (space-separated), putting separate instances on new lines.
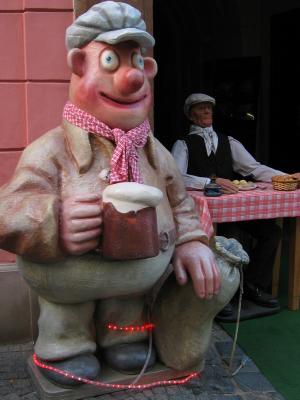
xmin=256 ymin=183 xmax=268 ymax=190
xmin=232 ymin=179 xmax=257 ymax=191
xmin=238 ymin=183 xmax=257 ymax=191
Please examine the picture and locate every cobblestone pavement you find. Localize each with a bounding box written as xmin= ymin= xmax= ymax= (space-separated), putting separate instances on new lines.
xmin=0 ymin=323 xmax=285 ymax=400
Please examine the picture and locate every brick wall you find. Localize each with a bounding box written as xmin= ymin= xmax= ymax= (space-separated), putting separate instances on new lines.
xmin=0 ymin=0 xmax=73 ymax=263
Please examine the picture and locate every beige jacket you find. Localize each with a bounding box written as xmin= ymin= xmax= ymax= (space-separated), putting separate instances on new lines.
xmin=0 ymin=121 xmax=208 ymax=302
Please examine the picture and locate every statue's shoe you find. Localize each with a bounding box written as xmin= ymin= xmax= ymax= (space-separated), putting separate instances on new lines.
xmin=103 ymin=341 xmax=156 ymax=374
xmin=38 ymin=354 xmax=100 ymax=387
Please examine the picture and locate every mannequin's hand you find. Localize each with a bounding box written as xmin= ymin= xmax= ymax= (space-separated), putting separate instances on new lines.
xmin=60 ymin=194 xmax=102 ymax=255
xmin=173 ymin=241 xmax=221 ymax=299
xmin=291 ymin=173 xmax=300 ymax=188
xmin=291 ymin=172 xmax=300 ymax=180
xmin=216 ymin=177 xmax=239 ymax=194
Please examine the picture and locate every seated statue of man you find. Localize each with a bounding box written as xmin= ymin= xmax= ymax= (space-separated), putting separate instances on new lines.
xmin=172 ymin=93 xmax=300 ymax=316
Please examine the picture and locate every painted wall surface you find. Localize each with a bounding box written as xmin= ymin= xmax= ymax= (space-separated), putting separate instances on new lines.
xmin=0 ymin=1 xmax=73 ymax=263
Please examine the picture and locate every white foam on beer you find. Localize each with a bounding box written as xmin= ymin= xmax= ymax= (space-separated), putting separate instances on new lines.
xmin=102 ymin=182 xmax=163 ymax=213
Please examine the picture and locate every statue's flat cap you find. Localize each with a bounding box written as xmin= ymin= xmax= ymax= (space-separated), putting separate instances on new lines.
xmin=184 ymin=93 xmax=216 ymax=117
xmin=66 ymin=1 xmax=155 ymax=51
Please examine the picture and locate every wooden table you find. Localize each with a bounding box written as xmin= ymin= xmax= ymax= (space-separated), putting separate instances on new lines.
xmin=189 ymin=184 xmax=300 ymax=310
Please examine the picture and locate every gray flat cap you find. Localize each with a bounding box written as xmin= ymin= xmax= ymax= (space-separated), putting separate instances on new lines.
xmin=66 ymin=1 xmax=155 ymax=51
xmin=184 ymin=93 xmax=216 ymax=117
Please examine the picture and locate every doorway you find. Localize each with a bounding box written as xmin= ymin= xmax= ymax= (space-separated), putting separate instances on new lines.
xmin=153 ymin=0 xmax=258 ymax=154
xmin=269 ymin=8 xmax=300 ymax=173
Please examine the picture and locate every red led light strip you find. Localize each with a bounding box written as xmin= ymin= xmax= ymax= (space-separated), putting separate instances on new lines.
xmin=106 ymin=323 xmax=155 ymax=332
xmin=33 ymin=353 xmax=199 ymax=390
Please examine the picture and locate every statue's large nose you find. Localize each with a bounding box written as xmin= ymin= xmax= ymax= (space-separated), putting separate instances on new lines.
xmin=116 ymin=68 xmax=144 ymax=96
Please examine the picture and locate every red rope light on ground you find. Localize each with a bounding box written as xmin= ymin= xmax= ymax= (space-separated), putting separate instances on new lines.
xmin=106 ymin=323 xmax=155 ymax=332
xmin=33 ymin=353 xmax=199 ymax=390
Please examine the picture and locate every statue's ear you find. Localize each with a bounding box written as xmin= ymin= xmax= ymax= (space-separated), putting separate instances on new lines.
xmin=144 ymin=57 xmax=158 ymax=80
xmin=67 ymin=48 xmax=86 ymax=77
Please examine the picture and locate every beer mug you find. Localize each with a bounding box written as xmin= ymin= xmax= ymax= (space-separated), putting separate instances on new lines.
xmin=102 ymin=182 xmax=163 ymax=260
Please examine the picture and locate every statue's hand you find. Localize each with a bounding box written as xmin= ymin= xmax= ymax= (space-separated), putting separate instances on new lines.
xmin=60 ymin=193 xmax=102 ymax=255
xmin=172 ymin=241 xmax=221 ymax=299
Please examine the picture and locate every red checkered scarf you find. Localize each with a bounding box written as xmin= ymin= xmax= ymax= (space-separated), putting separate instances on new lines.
xmin=63 ymin=102 xmax=150 ymax=184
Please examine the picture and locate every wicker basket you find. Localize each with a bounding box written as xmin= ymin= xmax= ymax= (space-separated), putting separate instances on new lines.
xmin=272 ymin=175 xmax=299 ymax=191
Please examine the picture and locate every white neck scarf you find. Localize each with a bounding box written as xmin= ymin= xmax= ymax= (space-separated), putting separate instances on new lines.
xmin=189 ymin=124 xmax=218 ymax=156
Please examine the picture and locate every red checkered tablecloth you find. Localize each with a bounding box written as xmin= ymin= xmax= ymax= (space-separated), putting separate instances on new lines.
xmin=189 ymin=185 xmax=300 ymax=239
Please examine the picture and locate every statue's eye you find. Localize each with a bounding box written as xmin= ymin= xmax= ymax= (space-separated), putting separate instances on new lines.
xmin=132 ymin=53 xmax=144 ymax=70
xmin=100 ymin=50 xmax=119 ymax=71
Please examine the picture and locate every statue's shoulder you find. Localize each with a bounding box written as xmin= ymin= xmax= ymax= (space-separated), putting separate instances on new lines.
xmin=26 ymin=125 xmax=65 ymax=151
xmin=21 ymin=125 xmax=67 ymax=163
xmin=153 ymin=136 xmax=173 ymax=160
xmin=150 ymin=135 xmax=178 ymax=175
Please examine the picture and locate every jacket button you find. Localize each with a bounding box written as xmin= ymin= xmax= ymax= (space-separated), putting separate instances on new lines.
xmin=99 ymin=168 xmax=110 ymax=182
xmin=159 ymin=231 xmax=169 ymax=251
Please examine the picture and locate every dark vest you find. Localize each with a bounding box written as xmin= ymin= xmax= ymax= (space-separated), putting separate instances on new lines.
xmin=185 ymin=132 xmax=235 ymax=179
